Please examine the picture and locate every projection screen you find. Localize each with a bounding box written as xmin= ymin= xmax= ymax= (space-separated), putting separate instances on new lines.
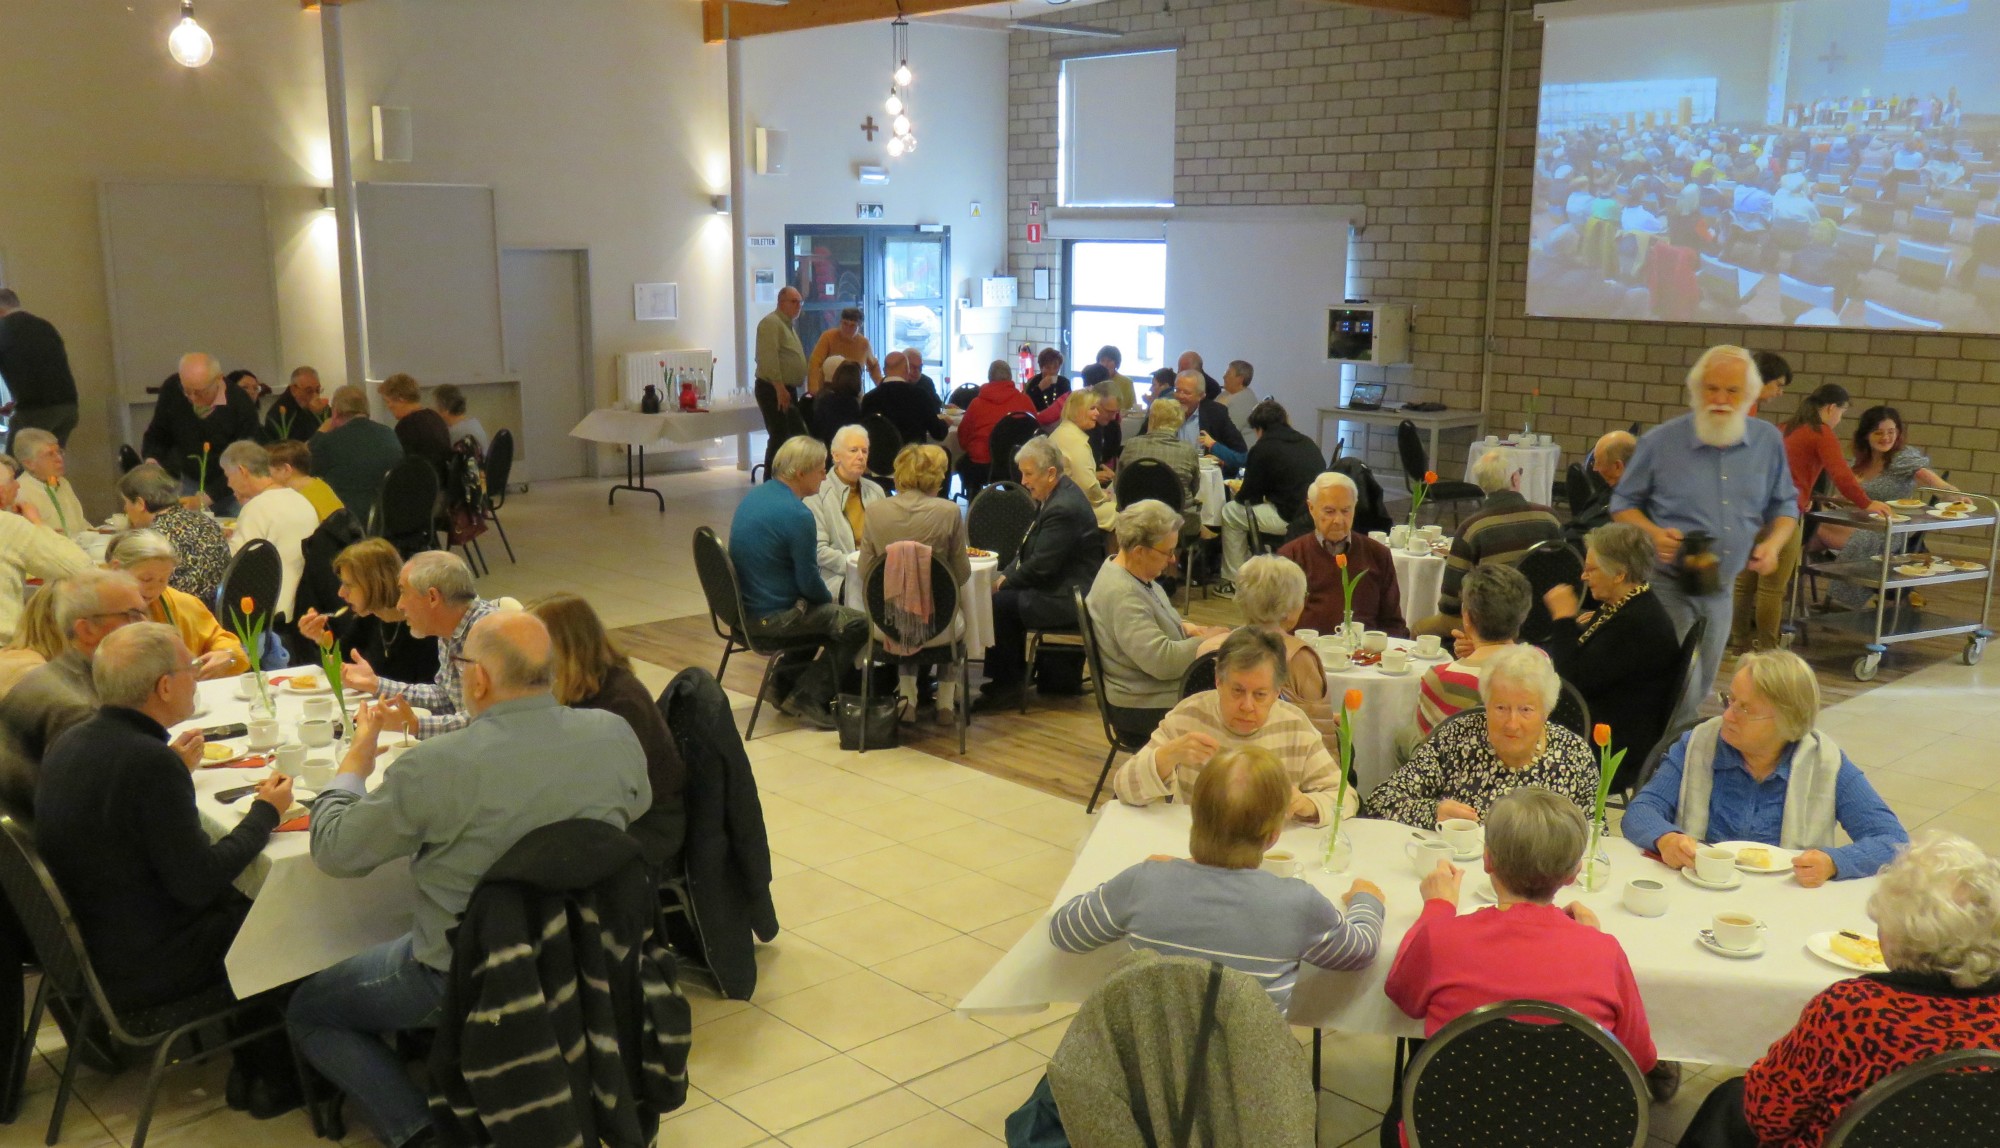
xmin=1529 ymin=0 xmax=2000 ymax=334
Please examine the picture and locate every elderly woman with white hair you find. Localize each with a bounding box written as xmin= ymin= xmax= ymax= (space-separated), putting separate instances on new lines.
xmin=1364 ymin=645 xmax=1597 ymax=829
xmin=221 ymin=440 xmax=320 ymax=622
xmin=9 ymin=428 xmax=90 ymax=537
xmin=118 ymin=462 xmax=230 ymax=603
xmin=1086 ymin=500 xmax=1229 ymax=742
xmin=1624 ymin=649 xmax=1906 ymax=886
xmin=1051 ymin=389 xmax=1116 ymax=530
xmin=1234 ymin=554 xmax=1338 ymax=749
xmin=1678 ymin=831 xmax=2000 ymax=1148
xmin=104 ymin=528 xmax=248 ymax=679
xmin=1541 ymin=521 xmax=1681 ymax=774
xmin=805 ymin=424 xmax=883 ymax=599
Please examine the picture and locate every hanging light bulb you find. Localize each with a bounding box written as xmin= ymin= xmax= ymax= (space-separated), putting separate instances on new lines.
xmin=885 ymin=91 xmax=904 ymax=116
xmin=902 ymin=134 xmax=916 ymax=153
xmin=886 ymin=136 xmax=906 ymax=158
xmin=894 ymin=62 xmax=913 ymax=87
xmin=167 ymin=0 xmax=214 ymax=68
xmin=892 ymin=114 xmax=911 ymax=137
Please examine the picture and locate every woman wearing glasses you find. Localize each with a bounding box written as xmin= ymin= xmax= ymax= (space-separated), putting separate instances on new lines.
xmin=1084 ymin=500 xmax=1228 ymax=744
xmin=1623 ymin=649 xmax=1906 ymax=885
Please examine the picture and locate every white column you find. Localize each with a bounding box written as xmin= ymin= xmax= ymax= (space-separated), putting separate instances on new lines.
xmin=321 ymin=2 xmax=369 ymax=393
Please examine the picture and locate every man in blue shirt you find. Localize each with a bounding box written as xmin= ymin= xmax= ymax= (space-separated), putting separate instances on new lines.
xmin=1613 ymin=346 xmax=1796 ymax=727
xmin=727 ymin=434 xmax=867 ymax=729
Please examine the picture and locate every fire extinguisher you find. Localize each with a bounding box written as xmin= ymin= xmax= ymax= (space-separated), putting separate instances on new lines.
xmin=1017 ymin=343 xmax=1034 ymax=383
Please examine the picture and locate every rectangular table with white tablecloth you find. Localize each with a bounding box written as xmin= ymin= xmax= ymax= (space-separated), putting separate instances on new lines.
xmin=961 ymin=803 xmax=1878 ymax=1067
xmin=176 ymin=676 xmax=418 ymax=998
xmin=569 ymin=403 xmax=766 ymax=509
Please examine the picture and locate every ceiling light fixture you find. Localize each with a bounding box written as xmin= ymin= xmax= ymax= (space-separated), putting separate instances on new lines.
xmin=168 ymin=0 xmax=215 ymax=68
xmin=884 ymin=11 xmax=915 ymax=159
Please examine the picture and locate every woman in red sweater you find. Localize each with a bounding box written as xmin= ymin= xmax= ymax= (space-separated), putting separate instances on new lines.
xmin=1381 ymin=787 xmax=1663 ymax=1148
xmin=1677 ymin=831 xmax=2000 ymax=1148
xmin=954 ymin=359 xmax=1036 ymax=493
xmin=1731 ymin=384 xmax=1889 ymax=652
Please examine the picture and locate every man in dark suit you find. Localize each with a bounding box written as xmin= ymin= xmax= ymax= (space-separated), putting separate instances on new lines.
xmin=860 ymin=350 xmax=948 ymax=448
xmin=0 ymin=289 xmax=80 ymax=453
xmin=975 ymin=436 xmax=1104 ymax=711
xmin=1174 ymin=369 xmax=1247 ymax=476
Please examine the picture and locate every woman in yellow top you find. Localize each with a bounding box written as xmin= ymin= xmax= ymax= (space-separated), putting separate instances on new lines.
xmin=104 ymin=529 xmax=248 ymax=679
xmin=266 ymin=439 xmax=345 ymax=523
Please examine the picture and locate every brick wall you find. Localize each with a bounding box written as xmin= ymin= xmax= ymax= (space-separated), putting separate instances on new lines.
xmin=1007 ymin=0 xmax=2000 ymax=495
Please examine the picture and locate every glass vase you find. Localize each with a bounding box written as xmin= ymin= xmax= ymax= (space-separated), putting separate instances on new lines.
xmin=1320 ymin=826 xmax=1354 ymax=874
xmin=1580 ymin=815 xmax=1612 ymax=892
xmin=247 ymin=669 xmax=277 ymax=720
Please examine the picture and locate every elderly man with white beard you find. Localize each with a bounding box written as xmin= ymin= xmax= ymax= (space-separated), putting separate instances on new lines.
xmin=1613 ymin=346 xmax=1797 ymax=728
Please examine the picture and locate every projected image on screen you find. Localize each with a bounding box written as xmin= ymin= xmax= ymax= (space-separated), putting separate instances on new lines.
xmin=1528 ymin=0 xmax=2000 ymax=334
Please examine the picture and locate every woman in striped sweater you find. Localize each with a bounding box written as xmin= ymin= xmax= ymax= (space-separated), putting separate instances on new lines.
xmin=1410 ymin=564 xmax=1531 ymax=743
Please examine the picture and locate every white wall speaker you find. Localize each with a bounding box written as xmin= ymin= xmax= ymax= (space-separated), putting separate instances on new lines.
xmin=372 ymin=106 xmax=413 ymax=164
xmin=755 ymin=127 xmax=788 ymax=176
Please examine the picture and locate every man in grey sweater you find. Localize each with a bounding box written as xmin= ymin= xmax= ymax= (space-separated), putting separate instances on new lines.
xmin=1052 ymin=746 xmax=1384 ymax=1013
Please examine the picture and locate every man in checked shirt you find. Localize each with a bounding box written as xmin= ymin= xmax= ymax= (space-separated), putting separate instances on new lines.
xmin=336 ymin=551 xmax=499 ymax=740
xmin=1050 ymin=746 xmax=1384 ymax=1013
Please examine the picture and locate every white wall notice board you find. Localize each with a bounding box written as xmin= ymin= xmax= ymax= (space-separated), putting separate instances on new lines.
xmin=355 ymin=182 xmax=506 ymax=382
xmin=1163 ymin=210 xmax=1355 ymax=419
xmin=99 ymin=180 xmax=283 ymax=401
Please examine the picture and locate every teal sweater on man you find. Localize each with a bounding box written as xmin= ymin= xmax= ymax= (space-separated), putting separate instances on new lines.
xmin=728 ymin=479 xmax=829 ymax=620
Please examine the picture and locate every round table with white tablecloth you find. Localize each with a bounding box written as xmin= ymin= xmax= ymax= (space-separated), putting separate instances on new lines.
xmin=1323 ymin=637 xmax=1434 ymax=795
xmin=1195 ymin=463 xmax=1228 ymax=528
xmin=1389 ymin=546 xmax=1447 ymax=624
xmin=842 ymin=550 xmax=998 ymax=654
xmin=1464 ymin=437 xmax=1562 ymax=507
xmin=174 ymin=675 xmax=418 ymax=998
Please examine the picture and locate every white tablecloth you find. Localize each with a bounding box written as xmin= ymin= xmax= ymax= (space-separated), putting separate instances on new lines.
xmin=1196 ymin=465 xmax=1227 ymax=528
xmin=842 ymin=551 xmax=999 ymax=655
xmin=1323 ymin=637 xmax=1426 ymax=795
xmin=960 ymin=803 xmax=1879 ymax=1067
xmin=177 ymin=677 xmax=417 ymax=997
xmin=1465 ymin=439 xmax=1561 ymax=507
xmin=1390 ymin=548 xmax=1446 ymax=624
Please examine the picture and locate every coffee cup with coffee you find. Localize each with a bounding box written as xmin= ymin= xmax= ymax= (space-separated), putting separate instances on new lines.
xmin=1439 ymin=818 xmax=1481 ymax=854
xmin=1415 ymin=634 xmax=1442 ymax=658
xmin=1260 ymin=850 xmax=1302 ymax=879
xmin=246 ymin=718 xmax=280 ymax=751
xmin=1712 ymin=912 xmax=1764 ymax=951
xmin=1361 ymin=630 xmax=1389 ymax=654
xmin=299 ymin=719 xmax=335 ymax=749
xmin=1406 ymin=838 xmax=1454 ymax=877
xmin=1623 ymin=878 xmax=1668 ymax=917
xmin=303 ymin=696 xmax=334 ymax=722
xmin=1694 ymin=846 xmax=1737 ymax=884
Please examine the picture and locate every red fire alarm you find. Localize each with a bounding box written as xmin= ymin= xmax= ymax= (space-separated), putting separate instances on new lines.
xmin=1027 ymin=222 xmax=1042 ymax=244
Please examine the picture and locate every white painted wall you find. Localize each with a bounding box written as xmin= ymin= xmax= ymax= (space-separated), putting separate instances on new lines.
xmin=738 ymin=22 xmax=1011 ymax=387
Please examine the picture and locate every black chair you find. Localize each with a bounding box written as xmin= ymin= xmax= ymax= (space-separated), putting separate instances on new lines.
xmin=216 ymin=539 xmax=282 ymax=625
xmin=1077 ymin=589 xmax=1152 ymax=814
xmin=1111 ymin=458 xmax=1185 ymax=512
xmin=1402 ymin=998 xmax=1648 ymax=1148
xmin=947 ymin=384 xmax=980 ymax=410
xmin=1330 ymin=456 xmax=1394 ymax=536
xmin=1549 ymin=679 xmax=1592 ymax=742
xmin=1564 ymin=461 xmax=1597 ymax=513
xmin=985 ymin=412 xmax=1041 ymax=487
xmin=857 ymin=553 xmax=967 ymax=754
xmin=1396 ymin=420 xmax=1484 ymax=526
xmin=967 ymin=482 xmax=1036 ymax=570
xmin=0 ymin=817 xmax=283 ymax=1148
xmin=117 ymin=445 xmax=142 ymax=475
xmin=479 ymin=428 xmax=517 ymax=565
xmin=862 ymin=414 xmax=902 ymax=493
xmin=1516 ymin=538 xmax=1584 ymax=644
xmin=1626 ymin=718 xmax=1703 ymax=800
xmin=1823 ymin=1047 xmax=2000 ymax=1148
xmin=373 ymin=455 xmax=441 ymax=559
xmin=1662 ymin=614 xmax=1709 ymax=726
xmin=1179 ymin=650 xmax=1219 ymax=699
xmin=689 ymin=526 xmax=828 ymax=740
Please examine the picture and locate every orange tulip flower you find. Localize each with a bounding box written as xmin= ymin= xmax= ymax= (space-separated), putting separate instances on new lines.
xmin=1343 ymin=688 xmax=1363 ymax=712
xmin=1335 ymin=553 xmax=1348 ymax=569
xmin=1423 ymin=470 xmax=1438 ymax=484
xmin=203 ymin=441 xmax=212 ymax=452
xmin=1593 ymin=722 xmax=1612 ymax=747
xmin=240 ymin=596 xmax=256 ymax=615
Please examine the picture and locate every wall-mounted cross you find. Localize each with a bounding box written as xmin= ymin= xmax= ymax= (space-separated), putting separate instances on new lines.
xmin=860 ymin=116 xmax=879 ymax=141
xmin=1819 ymin=42 xmax=1846 ymax=73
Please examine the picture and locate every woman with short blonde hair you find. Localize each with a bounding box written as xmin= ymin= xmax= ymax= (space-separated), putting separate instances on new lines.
xmin=1051 ymin=386 xmax=1116 ymax=529
xmin=858 ymin=443 xmax=974 ymax=714
xmin=103 ymin=528 xmax=248 ymax=679
xmin=891 ymin=443 xmax=950 ymax=496
xmin=296 ymin=537 xmax=439 ymax=685
xmin=0 ymin=591 xmax=65 ymax=700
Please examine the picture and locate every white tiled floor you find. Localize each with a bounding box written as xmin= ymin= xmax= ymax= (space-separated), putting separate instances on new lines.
xmin=12 ymin=468 xmax=2000 ymax=1148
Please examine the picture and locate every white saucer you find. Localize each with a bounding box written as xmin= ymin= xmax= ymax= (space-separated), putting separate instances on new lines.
xmin=1467 ymin=877 xmax=1496 ymax=903
xmin=1410 ymin=647 xmax=1451 ymax=661
xmin=1448 ymin=839 xmax=1485 ymax=863
xmin=1680 ymin=866 xmax=1744 ymax=891
xmin=1696 ymin=930 xmax=1764 ymax=959
xmin=1805 ymin=930 xmax=1889 ymax=973
xmin=1374 ymin=665 xmax=1412 ymax=676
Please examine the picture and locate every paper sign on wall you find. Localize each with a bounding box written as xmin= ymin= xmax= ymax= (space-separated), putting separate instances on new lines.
xmin=635 ymin=282 xmax=678 ymax=321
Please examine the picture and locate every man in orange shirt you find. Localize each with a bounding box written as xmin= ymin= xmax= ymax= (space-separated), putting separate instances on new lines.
xmin=807 ymin=308 xmax=882 ymax=395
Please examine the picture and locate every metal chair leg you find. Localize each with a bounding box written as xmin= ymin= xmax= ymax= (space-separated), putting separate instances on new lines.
xmin=858 ymin=635 xmax=874 ymax=755
xmin=957 ymin=647 xmax=969 ymax=756
xmin=1021 ymin=633 xmax=1038 ymax=714
xmin=130 ymin=1031 xmax=182 ymax=1148
xmin=746 ymin=656 xmax=779 ymax=739
xmin=1086 ymin=745 xmax=1118 ymax=814
xmin=1312 ymin=1028 xmax=1322 ymax=1091
xmin=46 ymin=1001 xmax=92 ymax=1146
xmin=487 ymin=506 xmax=515 ymax=563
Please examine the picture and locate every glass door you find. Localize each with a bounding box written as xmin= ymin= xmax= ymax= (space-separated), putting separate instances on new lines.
xmin=882 ymin=233 xmax=948 ymax=386
xmin=785 ymin=225 xmax=952 ymax=391
xmin=787 ymin=230 xmax=867 ymax=355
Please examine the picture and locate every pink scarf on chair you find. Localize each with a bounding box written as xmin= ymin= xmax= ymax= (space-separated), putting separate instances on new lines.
xmin=883 ymin=540 xmax=935 ymax=655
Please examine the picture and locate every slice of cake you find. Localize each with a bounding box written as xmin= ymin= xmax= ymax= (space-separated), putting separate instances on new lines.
xmin=1830 ymin=932 xmax=1884 ymax=968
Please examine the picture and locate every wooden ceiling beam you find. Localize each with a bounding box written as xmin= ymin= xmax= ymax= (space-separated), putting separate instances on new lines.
xmin=703 ymin=0 xmax=997 ymax=43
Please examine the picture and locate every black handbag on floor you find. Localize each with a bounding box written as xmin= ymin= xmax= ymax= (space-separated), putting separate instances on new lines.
xmin=834 ymin=693 xmax=903 ymax=750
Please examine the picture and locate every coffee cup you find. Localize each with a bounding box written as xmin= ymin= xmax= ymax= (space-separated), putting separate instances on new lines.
xmin=300 ymin=761 xmax=336 ymax=790
xmin=1321 ymin=646 xmax=1352 ymax=672
xmin=1623 ymin=878 xmax=1669 ymax=918
xmin=1419 ymin=524 xmax=1444 ymax=542
xmin=1694 ymin=846 xmax=1737 ymax=884
xmin=1361 ymin=630 xmax=1389 ymax=654
xmin=1482 ymin=435 xmax=1499 ymax=446
xmin=1415 ymin=634 xmax=1442 ymax=658
xmin=1295 ymin=629 xmax=1319 ymax=644
xmin=236 ymin=672 xmax=263 ymax=700
xmin=303 ymin=696 xmax=334 ymax=722
xmin=274 ymin=743 xmax=307 ymax=778
xmin=1406 ymin=838 xmax=1454 ymax=877
xmin=1712 ymin=912 xmax=1764 ymax=951
xmin=1405 ymin=536 xmax=1430 ymax=555
xmin=1381 ymin=648 xmax=1409 ymax=673
xmin=1439 ymin=818 xmax=1481 ymax=854
xmin=246 ymin=718 xmax=280 ymax=751
xmin=1389 ymin=525 xmax=1411 ymax=547
xmin=298 ymin=719 xmax=335 ymax=749
xmin=1260 ymin=850 xmax=1301 ymax=878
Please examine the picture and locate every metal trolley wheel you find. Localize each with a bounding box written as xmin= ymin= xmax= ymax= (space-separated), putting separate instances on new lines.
xmin=1853 ymin=651 xmax=1882 ymax=681
xmin=1965 ymin=635 xmax=1988 ymax=666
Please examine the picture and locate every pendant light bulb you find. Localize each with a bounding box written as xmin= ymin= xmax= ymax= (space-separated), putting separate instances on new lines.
xmin=892 ymin=114 xmax=911 ymax=137
xmin=902 ymin=134 xmax=916 ymax=153
xmin=885 ymin=92 xmax=904 ymax=116
xmin=168 ymin=1 xmax=214 ymax=68
xmin=886 ymin=136 xmax=906 ymax=158
xmin=894 ymin=62 xmax=913 ymax=87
